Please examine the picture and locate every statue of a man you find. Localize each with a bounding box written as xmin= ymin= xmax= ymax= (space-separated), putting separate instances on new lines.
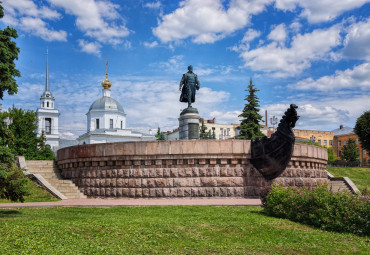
xmin=179 ymin=65 xmax=200 ymax=108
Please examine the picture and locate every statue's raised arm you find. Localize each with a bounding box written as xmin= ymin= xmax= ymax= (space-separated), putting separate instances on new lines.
xmin=179 ymin=65 xmax=200 ymax=108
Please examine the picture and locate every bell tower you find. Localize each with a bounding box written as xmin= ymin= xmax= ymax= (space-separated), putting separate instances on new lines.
xmin=36 ymin=48 xmax=60 ymax=150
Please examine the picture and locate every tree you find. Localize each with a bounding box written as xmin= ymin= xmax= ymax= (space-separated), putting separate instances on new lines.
xmin=1 ymin=106 xmax=55 ymax=160
xmin=238 ymin=78 xmax=265 ymax=140
xmin=0 ymin=3 xmax=21 ymax=100
xmin=155 ymin=127 xmax=165 ymax=140
xmin=199 ymin=119 xmax=208 ymax=139
xmin=354 ymin=110 xmax=370 ymax=153
xmin=341 ymin=138 xmax=359 ymax=161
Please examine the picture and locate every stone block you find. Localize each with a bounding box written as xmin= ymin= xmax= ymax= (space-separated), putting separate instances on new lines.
xmin=135 ymin=169 xmax=143 ymax=178
xmin=193 ymin=178 xmax=201 ymax=187
xmin=142 ymin=168 xmax=149 ymax=177
xmin=111 ymin=178 xmax=117 ymax=187
xmin=156 ymin=168 xmax=163 ymax=177
xmin=128 ymin=179 xmax=135 ymax=188
xmin=166 ymin=178 xmax=174 ymax=187
xmin=170 ymin=168 xmax=178 ymax=177
xmin=184 ymin=187 xmax=192 ymax=197
xmin=213 ymin=187 xmax=220 ymax=197
xmin=227 ymin=187 xmax=235 ymax=196
xmin=163 ymin=168 xmax=171 ymax=177
xmin=111 ymin=188 xmax=117 ymax=197
xmin=198 ymin=159 xmax=206 ymax=165
xmin=116 ymin=188 xmax=123 ymax=197
xmin=185 ymin=168 xmax=193 ymax=177
xmin=227 ymin=168 xmax=235 ymax=176
xmin=128 ymin=188 xmax=135 ymax=197
xmin=206 ymin=187 xmax=214 ymax=197
xmin=234 ymin=187 xmax=244 ymax=196
xmin=149 ymin=169 xmax=157 ymax=178
xmin=191 ymin=187 xmax=199 ymax=197
xmin=199 ymin=167 xmax=207 ymax=177
xmin=122 ymin=188 xmax=129 ymax=197
xmin=142 ymin=188 xmax=149 ymax=197
xmin=198 ymin=188 xmax=206 ymax=197
xmin=135 ymin=188 xmax=142 ymax=198
xmin=155 ymin=178 xmax=166 ymax=188
xmin=177 ymin=188 xmax=185 ymax=197
xmin=147 ymin=179 xmax=156 ymax=188
xmin=169 ymin=188 xmax=177 ymax=197
xmin=105 ymin=188 xmax=111 ymax=197
xmin=135 ymin=179 xmax=141 ymax=188
xmin=123 ymin=169 xmax=129 ymax=178
xmin=163 ymin=188 xmax=170 ymax=197
xmin=218 ymin=177 xmax=231 ymax=187
xmin=178 ymin=168 xmax=186 ymax=177
xmin=117 ymin=169 xmax=124 ymax=178
xmin=200 ymin=177 xmax=217 ymax=187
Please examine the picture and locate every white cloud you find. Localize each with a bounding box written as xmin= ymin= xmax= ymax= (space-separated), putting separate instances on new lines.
xmin=153 ymin=0 xmax=272 ymax=43
xmin=144 ymin=1 xmax=162 ymax=9
xmin=240 ymin=25 xmax=342 ymax=77
xmin=209 ymin=110 xmax=241 ymax=124
xmin=78 ymin=40 xmax=102 ymax=56
xmin=275 ymin=0 xmax=370 ymax=23
xmin=343 ymin=18 xmax=370 ymax=60
xmin=242 ymin=28 xmax=261 ymax=42
xmin=48 ymin=0 xmax=130 ymax=45
xmin=143 ymin=41 xmax=159 ymax=48
xmin=291 ymin=62 xmax=370 ymax=91
xmin=2 ymin=0 xmax=67 ymax=41
xmin=267 ymin=23 xmax=287 ymax=44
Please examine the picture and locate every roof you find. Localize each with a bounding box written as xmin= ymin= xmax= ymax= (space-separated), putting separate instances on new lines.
xmin=332 ymin=126 xmax=354 ymax=136
xmin=89 ymin=96 xmax=125 ymax=113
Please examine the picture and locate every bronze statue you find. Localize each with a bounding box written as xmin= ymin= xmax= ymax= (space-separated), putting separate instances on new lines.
xmin=179 ymin=65 xmax=200 ymax=108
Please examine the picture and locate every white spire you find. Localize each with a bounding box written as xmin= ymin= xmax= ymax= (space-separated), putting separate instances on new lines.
xmin=45 ymin=47 xmax=49 ymax=92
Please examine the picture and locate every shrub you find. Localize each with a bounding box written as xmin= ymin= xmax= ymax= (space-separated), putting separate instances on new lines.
xmin=263 ymin=184 xmax=369 ymax=236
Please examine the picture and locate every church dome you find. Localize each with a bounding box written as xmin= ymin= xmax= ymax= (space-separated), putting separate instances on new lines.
xmin=89 ymin=96 xmax=125 ymax=113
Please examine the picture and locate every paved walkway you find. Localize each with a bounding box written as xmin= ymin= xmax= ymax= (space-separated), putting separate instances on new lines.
xmin=0 ymin=198 xmax=262 ymax=208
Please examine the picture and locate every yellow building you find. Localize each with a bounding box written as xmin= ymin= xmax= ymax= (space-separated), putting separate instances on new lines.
xmin=293 ymin=129 xmax=334 ymax=147
xmin=201 ymin=118 xmax=239 ymax=140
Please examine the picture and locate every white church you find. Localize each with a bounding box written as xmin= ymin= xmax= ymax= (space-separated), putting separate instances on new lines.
xmin=37 ymin=52 xmax=155 ymax=150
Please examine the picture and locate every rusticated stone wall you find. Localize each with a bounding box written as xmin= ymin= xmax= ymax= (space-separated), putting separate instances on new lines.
xmin=56 ymin=140 xmax=328 ymax=198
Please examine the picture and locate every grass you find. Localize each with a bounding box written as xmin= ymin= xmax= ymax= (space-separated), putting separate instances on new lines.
xmin=327 ymin=167 xmax=370 ymax=192
xmin=0 ymin=180 xmax=60 ymax=203
xmin=0 ymin=206 xmax=368 ymax=254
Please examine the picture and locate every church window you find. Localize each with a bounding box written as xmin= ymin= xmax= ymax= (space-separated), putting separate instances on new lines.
xmin=324 ymin=140 xmax=327 ymax=146
xmin=47 ymin=102 xmax=49 ymax=108
xmin=45 ymin=118 xmax=51 ymax=134
xmin=96 ymin=119 xmax=100 ymax=129
xmin=121 ymin=121 xmax=123 ymax=129
xmin=110 ymin=119 xmax=113 ymax=129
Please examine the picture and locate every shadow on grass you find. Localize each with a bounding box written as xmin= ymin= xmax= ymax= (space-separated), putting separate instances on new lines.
xmin=0 ymin=210 xmax=22 ymax=218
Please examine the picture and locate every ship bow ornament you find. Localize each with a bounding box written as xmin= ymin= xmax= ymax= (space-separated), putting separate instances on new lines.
xmin=251 ymin=104 xmax=300 ymax=180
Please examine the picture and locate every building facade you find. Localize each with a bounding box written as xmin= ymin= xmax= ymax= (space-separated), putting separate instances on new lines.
xmin=332 ymin=125 xmax=369 ymax=165
xmin=36 ymin=49 xmax=60 ymax=150
xmin=293 ymin=129 xmax=334 ymax=147
xmin=77 ymin=65 xmax=155 ymax=144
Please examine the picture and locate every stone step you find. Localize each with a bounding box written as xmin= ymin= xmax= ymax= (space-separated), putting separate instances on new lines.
xmin=25 ymin=160 xmax=86 ymax=199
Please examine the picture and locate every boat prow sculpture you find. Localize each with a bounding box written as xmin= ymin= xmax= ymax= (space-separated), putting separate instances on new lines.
xmin=251 ymin=104 xmax=299 ymax=180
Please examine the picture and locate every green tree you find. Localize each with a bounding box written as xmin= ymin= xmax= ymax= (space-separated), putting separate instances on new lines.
xmin=155 ymin=127 xmax=165 ymax=140
xmin=354 ymin=110 xmax=370 ymax=153
xmin=238 ymin=78 xmax=265 ymax=140
xmin=0 ymin=106 xmax=55 ymax=160
xmin=327 ymin=147 xmax=337 ymax=162
xmin=199 ymin=120 xmax=208 ymax=139
xmin=0 ymin=3 xmax=21 ymax=100
xmin=341 ymin=138 xmax=359 ymax=161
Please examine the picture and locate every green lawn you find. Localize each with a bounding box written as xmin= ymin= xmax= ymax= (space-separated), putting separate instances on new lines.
xmin=0 ymin=180 xmax=59 ymax=203
xmin=0 ymin=206 xmax=368 ymax=254
xmin=327 ymin=167 xmax=370 ymax=192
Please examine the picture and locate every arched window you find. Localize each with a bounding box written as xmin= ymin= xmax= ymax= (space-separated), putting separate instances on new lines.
xmin=47 ymin=102 xmax=49 ymax=108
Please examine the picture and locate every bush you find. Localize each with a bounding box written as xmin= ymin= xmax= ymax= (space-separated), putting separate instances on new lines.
xmin=263 ymin=184 xmax=369 ymax=236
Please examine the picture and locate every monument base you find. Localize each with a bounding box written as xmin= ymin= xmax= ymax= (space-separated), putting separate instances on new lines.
xmin=179 ymin=107 xmax=200 ymax=140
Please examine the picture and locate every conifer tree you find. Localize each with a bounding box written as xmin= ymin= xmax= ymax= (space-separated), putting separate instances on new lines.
xmin=341 ymin=138 xmax=359 ymax=162
xmin=0 ymin=3 xmax=21 ymax=99
xmin=238 ymin=78 xmax=265 ymax=140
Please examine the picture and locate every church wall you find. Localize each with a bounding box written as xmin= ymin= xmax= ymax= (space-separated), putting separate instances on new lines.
xmin=57 ymin=140 xmax=328 ymax=198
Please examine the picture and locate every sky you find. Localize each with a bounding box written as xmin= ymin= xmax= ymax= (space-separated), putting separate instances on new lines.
xmin=1 ymin=0 xmax=370 ymax=140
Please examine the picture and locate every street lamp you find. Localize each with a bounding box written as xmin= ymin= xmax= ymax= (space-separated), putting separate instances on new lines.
xmin=270 ymin=116 xmax=278 ymax=132
xmin=310 ymin=135 xmax=316 ymax=145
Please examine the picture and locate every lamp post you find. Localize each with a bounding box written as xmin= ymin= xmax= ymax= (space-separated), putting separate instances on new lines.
xmin=270 ymin=116 xmax=278 ymax=133
xmin=310 ymin=135 xmax=316 ymax=145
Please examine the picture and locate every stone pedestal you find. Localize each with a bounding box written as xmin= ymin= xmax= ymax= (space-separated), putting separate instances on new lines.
xmin=179 ymin=107 xmax=200 ymax=140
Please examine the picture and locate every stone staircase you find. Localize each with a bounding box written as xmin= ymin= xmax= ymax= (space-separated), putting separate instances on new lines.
xmin=328 ymin=178 xmax=352 ymax=193
xmin=26 ymin=160 xmax=87 ymax=199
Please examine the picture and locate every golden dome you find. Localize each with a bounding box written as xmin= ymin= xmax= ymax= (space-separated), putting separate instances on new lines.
xmin=101 ymin=59 xmax=112 ymax=89
xmin=101 ymin=77 xmax=111 ymax=89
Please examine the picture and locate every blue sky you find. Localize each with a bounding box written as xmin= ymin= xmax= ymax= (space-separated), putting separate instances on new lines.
xmin=1 ymin=0 xmax=370 ymax=139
